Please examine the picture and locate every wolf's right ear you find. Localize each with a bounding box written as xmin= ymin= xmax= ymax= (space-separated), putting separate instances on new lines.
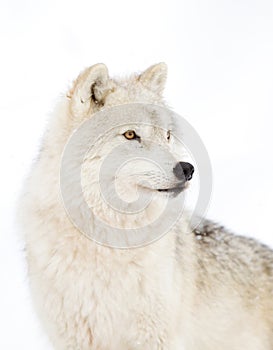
xmin=67 ymin=63 xmax=110 ymax=117
xmin=138 ymin=63 xmax=167 ymax=95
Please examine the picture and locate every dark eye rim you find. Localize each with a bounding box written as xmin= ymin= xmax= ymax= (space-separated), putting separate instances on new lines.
xmin=123 ymin=130 xmax=141 ymax=141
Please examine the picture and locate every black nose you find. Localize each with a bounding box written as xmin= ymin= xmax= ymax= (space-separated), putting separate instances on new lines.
xmin=173 ymin=162 xmax=194 ymax=181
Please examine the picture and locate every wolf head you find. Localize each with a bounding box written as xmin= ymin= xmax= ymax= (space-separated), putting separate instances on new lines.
xmin=65 ymin=64 xmax=194 ymax=233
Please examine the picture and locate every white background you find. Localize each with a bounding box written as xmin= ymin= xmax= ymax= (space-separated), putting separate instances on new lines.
xmin=0 ymin=0 xmax=272 ymax=348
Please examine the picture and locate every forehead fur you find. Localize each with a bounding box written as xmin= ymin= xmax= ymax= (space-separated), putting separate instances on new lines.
xmin=101 ymin=103 xmax=174 ymax=132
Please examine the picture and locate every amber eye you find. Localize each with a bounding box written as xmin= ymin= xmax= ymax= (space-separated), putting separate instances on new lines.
xmin=123 ymin=130 xmax=137 ymax=140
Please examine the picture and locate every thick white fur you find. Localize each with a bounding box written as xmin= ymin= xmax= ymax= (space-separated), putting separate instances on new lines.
xmin=18 ymin=63 xmax=273 ymax=349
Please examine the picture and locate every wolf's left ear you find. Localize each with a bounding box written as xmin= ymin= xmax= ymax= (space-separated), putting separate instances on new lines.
xmin=139 ymin=63 xmax=167 ymax=95
xmin=68 ymin=63 xmax=110 ymax=117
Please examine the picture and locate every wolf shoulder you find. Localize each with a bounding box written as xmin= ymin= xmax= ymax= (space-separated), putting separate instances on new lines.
xmin=182 ymin=219 xmax=273 ymax=318
xmin=188 ymin=218 xmax=273 ymax=286
xmin=173 ymin=218 xmax=273 ymax=347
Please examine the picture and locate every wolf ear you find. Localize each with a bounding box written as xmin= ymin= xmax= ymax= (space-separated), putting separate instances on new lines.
xmin=139 ymin=63 xmax=167 ymax=95
xmin=68 ymin=63 xmax=110 ymax=116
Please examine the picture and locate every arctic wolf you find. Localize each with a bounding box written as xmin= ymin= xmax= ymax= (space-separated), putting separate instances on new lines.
xmin=19 ymin=63 xmax=273 ymax=349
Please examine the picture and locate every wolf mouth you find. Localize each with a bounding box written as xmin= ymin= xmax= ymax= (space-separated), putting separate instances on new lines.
xmin=139 ymin=183 xmax=186 ymax=194
xmin=157 ymin=186 xmax=185 ymax=194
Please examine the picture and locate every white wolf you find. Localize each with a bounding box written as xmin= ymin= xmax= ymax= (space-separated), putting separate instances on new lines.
xmin=19 ymin=63 xmax=273 ymax=349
